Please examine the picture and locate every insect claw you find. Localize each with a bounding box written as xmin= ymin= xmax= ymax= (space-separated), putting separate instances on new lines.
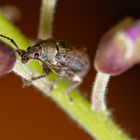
xmin=64 ymin=91 xmax=73 ymax=102
xmin=22 ymin=78 xmax=32 ymax=87
xmin=66 ymin=81 xmax=81 ymax=93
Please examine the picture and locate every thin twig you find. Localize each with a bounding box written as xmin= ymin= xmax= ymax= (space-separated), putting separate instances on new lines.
xmin=91 ymin=72 xmax=110 ymax=111
xmin=38 ymin=0 xmax=57 ymax=39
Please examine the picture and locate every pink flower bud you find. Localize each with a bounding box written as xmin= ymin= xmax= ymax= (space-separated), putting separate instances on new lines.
xmin=94 ymin=20 xmax=140 ymax=76
xmin=0 ymin=41 xmax=16 ymax=76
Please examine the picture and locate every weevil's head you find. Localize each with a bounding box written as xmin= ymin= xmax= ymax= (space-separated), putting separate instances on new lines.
xmin=17 ymin=45 xmax=42 ymax=64
xmin=17 ymin=38 xmax=59 ymax=64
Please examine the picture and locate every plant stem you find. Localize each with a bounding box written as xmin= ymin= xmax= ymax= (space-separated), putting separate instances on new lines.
xmin=38 ymin=0 xmax=57 ymax=39
xmin=91 ymin=72 xmax=110 ymax=111
xmin=0 ymin=15 xmax=132 ymax=140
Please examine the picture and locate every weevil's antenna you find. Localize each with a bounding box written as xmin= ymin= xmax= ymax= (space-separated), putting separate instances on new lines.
xmin=0 ymin=34 xmax=24 ymax=55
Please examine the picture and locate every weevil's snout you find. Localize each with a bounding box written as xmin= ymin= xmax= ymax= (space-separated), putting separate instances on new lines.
xmin=16 ymin=49 xmax=29 ymax=64
xmin=16 ymin=49 xmax=25 ymax=56
xmin=21 ymin=53 xmax=29 ymax=64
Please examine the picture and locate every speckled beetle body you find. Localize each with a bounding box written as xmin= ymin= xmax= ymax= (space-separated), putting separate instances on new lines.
xmin=37 ymin=39 xmax=90 ymax=82
xmin=0 ymin=34 xmax=90 ymax=93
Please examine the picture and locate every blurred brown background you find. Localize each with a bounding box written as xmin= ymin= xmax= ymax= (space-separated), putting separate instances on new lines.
xmin=0 ymin=0 xmax=139 ymax=139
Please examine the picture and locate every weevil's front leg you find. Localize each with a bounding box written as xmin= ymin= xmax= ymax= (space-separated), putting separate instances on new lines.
xmin=29 ymin=64 xmax=54 ymax=93
xmin=30 ymin=66 xmax=51 ymax=81
xmin=62 ymin=71 xmax=82 ymax=101
xmin=31 ymin=74 xmax=47 ymax=81
xmin=42 ymin=66 xmax=67 ymax=91
xmin=66 ymin=80 xmax=82 ymax=94
xmin=42 ymin=63 xmax=51 ymax=75
xmin=53 ymin=66 xmax=82 ymax=94
xmin=65 ymin=71 xmax=82 ymax=94
xmin=31 ymin=58 xmax=51 ymax=81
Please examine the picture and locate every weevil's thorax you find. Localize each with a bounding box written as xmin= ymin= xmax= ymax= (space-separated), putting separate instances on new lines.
xmin=40 ymin=39 xmax=58 ymax=65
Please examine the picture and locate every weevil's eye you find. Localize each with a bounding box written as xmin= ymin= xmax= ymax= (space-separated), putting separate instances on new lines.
xmin=21 ymin=54 xmax=29 ymax=64
xmin=27 ymin=47 xmax=31 ymax=51
xmin=34 ymin=53 xmax=39 ymax=58
xmin=21 ymin=57 xmax=28 ymax=64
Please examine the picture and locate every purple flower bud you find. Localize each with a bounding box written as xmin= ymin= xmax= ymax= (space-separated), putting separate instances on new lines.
xmin=94 ymin=20 xmax=140 ymax=76
xmin=0 ymin=41 xmax=16 ymax=76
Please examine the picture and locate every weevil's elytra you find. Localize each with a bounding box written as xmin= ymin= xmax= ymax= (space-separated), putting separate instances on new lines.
xmin=0 ymin=34 xmax=90 ymax=93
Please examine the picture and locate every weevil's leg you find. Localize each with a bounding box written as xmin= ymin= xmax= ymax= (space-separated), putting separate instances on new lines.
xmin=64 ymin=71 xmax=83 ymax=95
xmin=53 ymin=67 xmax=82 ymax=97
xmin=43 ymin=76 xmax=64 ymax=93
xmin=22 ymin=78 xmax=32 ymax=87
xmin=30 ymin=65 xmax=50 ymax=81
xmin=21 ymin=74 xmax=47 ymax=87
xmin=66 ymin=80 xmax=82 ymax=94
xmin=31 ymin=74 xmax=47 ymax=81
xmin=34 ymin=57 xmax=51 ymax=75
xmin=50 ymin=66 xmax=68 ymax=84
xmin=30 ymin=66 xmax=51 ymax=81
xmin=42 ymin=63 xmax=51 ymax=75
xmin=30 ymin=57 xmax=51 ymax=81
xmin=45 ymin=66 xmax=65 ymax=91
xmin=66 ymin=78 xmax=82 ymax=101
xmin=52 ymin=76 xmax=64 ymax=83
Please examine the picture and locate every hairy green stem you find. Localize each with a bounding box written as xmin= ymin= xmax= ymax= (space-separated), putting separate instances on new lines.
xmin=91 ymin=72 xmax=110 ymax=111
xmin=0 ymin=15 xmax=132 ymax=140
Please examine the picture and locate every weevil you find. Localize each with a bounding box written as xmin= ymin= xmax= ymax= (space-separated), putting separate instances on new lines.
xmin=0 ymin=34 xmax=90 ymax=93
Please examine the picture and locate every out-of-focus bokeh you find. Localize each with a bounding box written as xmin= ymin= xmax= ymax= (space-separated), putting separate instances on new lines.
xmin=0 ymin=0 xmax=139 ymax=140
